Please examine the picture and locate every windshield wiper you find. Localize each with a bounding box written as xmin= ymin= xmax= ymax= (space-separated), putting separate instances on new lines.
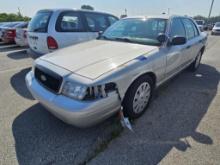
xmin=114 ymin=37 xmax=133 ymax=43
xmin=33 ymin=27 xmax=46 ymax=32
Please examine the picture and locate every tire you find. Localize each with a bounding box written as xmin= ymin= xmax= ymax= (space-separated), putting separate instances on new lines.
xmin=122 ymin=75 xmax=153 ymax=119
xmin=189 ymin=51 xmax=202 ymax=72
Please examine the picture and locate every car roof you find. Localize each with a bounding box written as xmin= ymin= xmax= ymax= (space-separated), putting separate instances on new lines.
xmin=123 ymin=15 xmax=193 ymax=20
xmin=37 ymin=8 xmax=118 ymax=17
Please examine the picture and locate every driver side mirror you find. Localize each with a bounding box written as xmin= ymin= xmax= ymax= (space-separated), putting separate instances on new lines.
xmin=170 ymin=36 xmax=186 ymax=46
xmin=97 ymin=31 xmax=103 ymax=39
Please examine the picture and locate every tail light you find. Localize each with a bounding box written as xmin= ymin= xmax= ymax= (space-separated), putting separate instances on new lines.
xmin=47 ymin=36 xmax=58 ymax=50
xmin=6 ymin=29 xmax=16 ymax=38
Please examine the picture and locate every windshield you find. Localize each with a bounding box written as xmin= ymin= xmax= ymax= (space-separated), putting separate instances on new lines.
xmin=28 ymin=11 xmax=52 ymax=33
xmin=196 ymin=20 xmax=204 ymax=25
xmin=101 ymin=18 xmax=167 ymax=46
xmin=215 ymin=23 xmax=220 ymax=27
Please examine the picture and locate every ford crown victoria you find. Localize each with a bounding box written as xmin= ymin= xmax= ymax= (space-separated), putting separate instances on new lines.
xmin=26 ymin=15 xmax=208 ymax=127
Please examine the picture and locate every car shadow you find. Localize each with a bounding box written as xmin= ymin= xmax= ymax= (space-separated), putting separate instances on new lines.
xmin=98 ymin=63 xmax=218 ymax=165
xmin=12 ymin=103 xmax=121 ymax=165
xmin=12 ymin=64 xmax=219 ymax=165
xmin=7 ymin=50 xmax=29 ymax=60
xmin=10 ymin=68 xmax=34 ymax=100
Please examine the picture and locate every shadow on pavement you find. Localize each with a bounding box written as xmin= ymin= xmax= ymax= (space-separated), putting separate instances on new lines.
xmin=7 ymin=50 xmax=29 ymax=60
xmin=0 ymin=44 xmax=21 ymax=53
xmin=12 ymin=64 xmax=219 ymax=165
xmin=10 ymin=68 xmax=34 ymax=100
xmin=90 ymin=64 xmax=219 ymax=165
xmin=12 ymin=103 xmax=120 ymax=165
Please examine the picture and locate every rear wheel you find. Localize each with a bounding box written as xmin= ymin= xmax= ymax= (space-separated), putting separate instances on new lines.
xmin=122 ymin=75 xmax=153 ymax=119
xmin=189 ymin=51 xmax=202 ymax=72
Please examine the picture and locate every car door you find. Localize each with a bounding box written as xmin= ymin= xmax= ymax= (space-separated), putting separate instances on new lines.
xmin=83 ymin=12 xmax=110 ymax=40
xmin=165 ymin=18 xmax=188 ymax=78
xmin=54 ymin=11 xmax=90 ymax=48
xmin=182 ymin=18 xmax=201 ymax=64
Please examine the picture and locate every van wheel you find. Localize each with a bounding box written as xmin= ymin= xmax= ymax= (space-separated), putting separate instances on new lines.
xmin=189 ymin=51 xmax=202 ymax=72
xmin=122 ymin=75 xmax=153 ymax=119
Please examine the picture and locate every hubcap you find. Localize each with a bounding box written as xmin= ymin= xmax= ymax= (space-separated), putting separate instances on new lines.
xmin=195 ymin=52 xmax=202 ymax=68
xmin=133 ymin=82 xmax=151 ymax=114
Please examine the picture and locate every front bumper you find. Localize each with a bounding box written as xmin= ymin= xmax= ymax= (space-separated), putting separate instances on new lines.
xmin=27 ymin=48 xmax=44 ymax=59
xmin=212 ymin=30 xmax=220 ymax=35
xmin=25 ymin=71 xmax=121 ymax=127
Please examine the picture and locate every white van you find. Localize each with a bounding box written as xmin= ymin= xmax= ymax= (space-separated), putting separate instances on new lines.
xmin=27 ymin=9 xmax=118 ymax=58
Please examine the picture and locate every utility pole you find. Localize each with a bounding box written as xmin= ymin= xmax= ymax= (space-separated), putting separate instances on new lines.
xmin=17 ymin=7 xmax=22 ymax=17
xmin=208 ymin=0 xmax=214 ymax=22
xmin=125 ymin=9 xmax=127 ymax=16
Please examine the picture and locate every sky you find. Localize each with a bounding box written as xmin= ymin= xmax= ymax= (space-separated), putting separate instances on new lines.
xmin=0 ymin=0 xmax=219 ymax=18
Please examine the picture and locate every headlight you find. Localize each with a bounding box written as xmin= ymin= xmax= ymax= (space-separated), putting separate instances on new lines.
xmin=62 ymin=82 xmax=88 ymax=100
xmin=62 ymin=81 xmax=117 ymax=101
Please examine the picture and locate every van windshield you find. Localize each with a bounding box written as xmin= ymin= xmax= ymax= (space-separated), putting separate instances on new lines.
xmin=28 ymin=11 xmax=52 ymax=33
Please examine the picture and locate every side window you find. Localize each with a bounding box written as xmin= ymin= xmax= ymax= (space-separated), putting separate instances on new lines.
xmin=108 ymin=16 xmax=118 ymax=25
xmin=56 ymin=12 xmax=84 ymax=32
xmin=182 ymin=18 xmax=196 ymax=40
xmin=170 ymin=18 xmax=186 ymax=38
xmin=85 ymin=13 xmax=108 ymax=32
xmin=192 ymin=21 xmax=200 ymax=36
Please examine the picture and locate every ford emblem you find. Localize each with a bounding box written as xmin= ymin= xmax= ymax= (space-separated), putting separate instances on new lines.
xmin=40 ymin=75 xmax=47 ymax=81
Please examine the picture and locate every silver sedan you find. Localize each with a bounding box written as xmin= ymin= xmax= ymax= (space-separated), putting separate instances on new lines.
xmin=26 ymin=15 xmax=208 ymax=127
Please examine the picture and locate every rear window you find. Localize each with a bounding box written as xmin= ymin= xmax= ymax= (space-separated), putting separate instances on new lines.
xmin=28 ymin=11 xmax=52 ymax=33
xmin=85 ymin=13 xmax=108 ymax=32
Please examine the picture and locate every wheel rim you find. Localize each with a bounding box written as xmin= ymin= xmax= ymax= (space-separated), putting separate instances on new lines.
xmin=195 ymin=52 xmax=202 ymax=68
xmin=133 ymin=82 xmax=151 ymax=114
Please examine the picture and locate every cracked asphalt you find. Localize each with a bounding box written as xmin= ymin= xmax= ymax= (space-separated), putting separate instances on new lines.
xmin=0 ymin=35 xmax=220 ymax=165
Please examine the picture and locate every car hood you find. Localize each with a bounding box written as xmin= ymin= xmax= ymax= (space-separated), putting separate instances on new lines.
xmin=213 ymin=26 xmax=220 ymax=30
xmin=41 ymin=40 xmax=157 ymax=79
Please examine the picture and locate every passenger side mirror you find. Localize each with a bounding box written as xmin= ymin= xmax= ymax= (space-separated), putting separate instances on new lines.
xmin=170 ymin=36 xmax=186 ymax=46
xmin=157 ymin=33 xmax=168 ymax=44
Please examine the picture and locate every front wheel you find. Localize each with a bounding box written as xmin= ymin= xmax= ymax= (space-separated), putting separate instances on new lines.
xmin=122 ymin=75 xmax=153 ymax=119
xmin=189 ymin=51 xmax=202 ymax=72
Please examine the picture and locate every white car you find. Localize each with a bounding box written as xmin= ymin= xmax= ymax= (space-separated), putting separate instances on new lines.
xmin=26 ymin=15 xmax=207 ymax=127
xmin=195 ymin=20 xmax=205 ymax=31
xmin=211 ymin=22 xmax=220 ymax=35
xmin=27 ymin=9 xmax=118 ymax=58
xmin=15 ymin=28 xmax=28 ymax=47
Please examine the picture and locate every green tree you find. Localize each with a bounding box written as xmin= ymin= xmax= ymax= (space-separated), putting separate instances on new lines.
xmin=81 ymin=5 xmax=94 ymax=11
xmin=0 ymin=12 xmax=31 ymax=22
xmin=193 ymin=15 xmax=220 ymax=24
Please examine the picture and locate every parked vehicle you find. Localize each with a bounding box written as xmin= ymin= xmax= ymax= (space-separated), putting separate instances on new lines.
xmin=27 ymin=9 xmax=118 ymax=58
xmin=211 ymin=22 xmax=220 ymax=35
xmin=0 ymin=22 xmax=14 ymax=41
xmin=26 ymin=15 xmax=207 ymax=127
xmin=15 ymin=23 xmax=29 ymax=47
xmin=195 ymin=20 xmax=205 ymax=31
xmin=2 ymin=22 xmax=28 ymax=43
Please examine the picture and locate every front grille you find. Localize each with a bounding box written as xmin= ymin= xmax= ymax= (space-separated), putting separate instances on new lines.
xmin=216 ymin=29 xmax=220 ymax=32
xmin=34 ymin=66 xmax=63 ymax=93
